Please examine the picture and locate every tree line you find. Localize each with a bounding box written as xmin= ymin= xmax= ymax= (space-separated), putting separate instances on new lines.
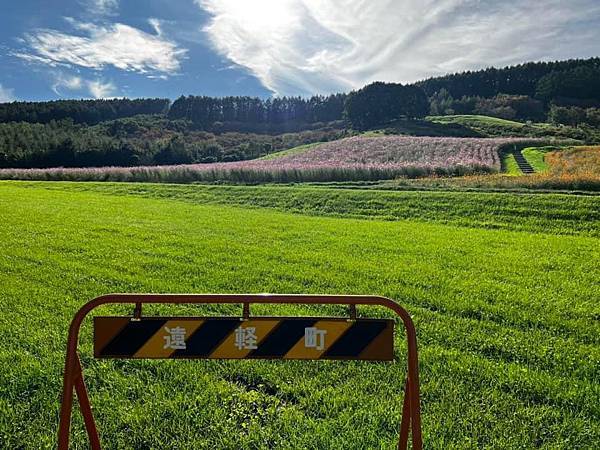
xmin=0 ymin=98 xmax=170 ymax=125
xmin=1 ymin=57 xmax=598 ymax=130
xmin=167 ymin=94 xmax=347 ymax=128
xmin=417 ymin=57 xmax=600 ymax=101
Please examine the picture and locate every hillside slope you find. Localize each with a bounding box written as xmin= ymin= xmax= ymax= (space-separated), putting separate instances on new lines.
xmin=0 ymin=136 xmax=540 ymax=183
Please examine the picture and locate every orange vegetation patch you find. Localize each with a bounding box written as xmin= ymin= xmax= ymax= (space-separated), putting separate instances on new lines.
xmin=546 ymin=146 xmax=600 ymax=177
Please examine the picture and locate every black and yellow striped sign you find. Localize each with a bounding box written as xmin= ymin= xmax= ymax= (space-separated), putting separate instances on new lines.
xmin=94 ymin=317 xmax=394 ymax=360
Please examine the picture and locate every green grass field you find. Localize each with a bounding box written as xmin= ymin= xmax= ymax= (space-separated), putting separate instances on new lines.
xmin=521 ymin=147 xmax=554 ymax=172
xmin=1 ymin=181 xmax=599 ymax=449
xmin=429 ymin=115 xmax=527 ymax=129
xmin=427 ymin=115 xmax=600 ymax=143
xmin=257 ymin=142 xmax=322 ymax=160
xmin=501 ymin=152 xmax=521 ymax=175
xmin=501 ymin=147 xmax=552 ymax=175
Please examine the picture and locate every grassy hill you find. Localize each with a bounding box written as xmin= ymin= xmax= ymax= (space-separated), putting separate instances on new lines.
xmin=427 ymin=115 xmax=599 ymax=142
xmin=355 ymin=114 xmax=599 ymax=144
xmin=1 ymin=181 xmax=598 ymax=448
xmin=430 ymin=115 xmax=527 ymax=132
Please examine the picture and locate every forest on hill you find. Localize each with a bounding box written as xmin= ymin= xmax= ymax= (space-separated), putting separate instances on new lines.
xmin=167 ymin=94 xmax=347 ymax=131
xmin=417 ymin=57 xmax=600 ymax=100
xmin=0 ymin=57 xmax=599 ymax=168
xmin=0 ymin=98 xmax=170 ymax=125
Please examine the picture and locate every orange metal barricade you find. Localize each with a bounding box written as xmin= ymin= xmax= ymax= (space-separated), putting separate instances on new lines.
xmin=57 ymin=294 xmax=422 ymax=449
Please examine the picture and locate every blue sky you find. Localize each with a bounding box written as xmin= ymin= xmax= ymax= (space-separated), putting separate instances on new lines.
xmin=1 ymin=0 xmax=600 ymax=102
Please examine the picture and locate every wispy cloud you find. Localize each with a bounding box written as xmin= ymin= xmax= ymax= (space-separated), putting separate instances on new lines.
xmin=0 ymin=84 xmax=17 ymax=102
xmin=83 ymin=0 xmax=119 ymax=16
xmin=51 ymin=72 xmax=117 ymax=98
xmin=148 ymin=18 xmax=163 ymax=37
xmin=87 ymin=79 xmax=117 ymax=98
xmin=197 ymin=0 xmax=600 ymax=95
xmin=52 ymin=73 xmax=83 ymax=95
xmin=16 ymin=18 xmax=187 ymax=76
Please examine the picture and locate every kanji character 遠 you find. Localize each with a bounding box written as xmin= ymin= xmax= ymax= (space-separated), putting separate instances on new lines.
xmin=163 ymin=326 xmax=187 ymax=350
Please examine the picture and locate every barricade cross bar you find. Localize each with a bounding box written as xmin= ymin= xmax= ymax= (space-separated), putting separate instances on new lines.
xmin=57 ymin=294 xmax=422 ymax=449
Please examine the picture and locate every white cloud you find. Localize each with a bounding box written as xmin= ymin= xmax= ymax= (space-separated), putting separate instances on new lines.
xmin=17 ymin=19 xmax=187 ymax=76
xmin=10 ymin=52 xmax=67 ymax=67
xmin=197 ymin=0 xmax=600 ymax=95
xmin=50 ymin=72 xmax=117 ymax=98
xmin=148 ymin=18 xmax=163 ymax=37
xmin=87 ymin=79 xmax=116 ymax=98
xmin=84 ymin=0 xmax=119 ymax=16
xmin=52 ymin=74 xmax=83 ymax=95
xmin=0 ymin=84 xmax=17 ymax=103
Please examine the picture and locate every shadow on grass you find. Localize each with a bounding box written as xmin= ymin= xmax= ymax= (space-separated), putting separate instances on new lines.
xmin=371 ymin=119 xmax=484 ymax=138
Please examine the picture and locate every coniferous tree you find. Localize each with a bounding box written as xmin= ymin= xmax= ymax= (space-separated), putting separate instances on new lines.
xmin=344 ymin=82 xmax=429 ymax=129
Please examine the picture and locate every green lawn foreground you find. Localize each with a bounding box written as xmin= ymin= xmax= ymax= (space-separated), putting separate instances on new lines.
xmin=0 ymin=182 xmax=598 ymax=449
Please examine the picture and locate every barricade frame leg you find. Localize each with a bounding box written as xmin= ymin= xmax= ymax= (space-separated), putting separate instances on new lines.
xmin=57 ymin=294 xmax=422 ymax=450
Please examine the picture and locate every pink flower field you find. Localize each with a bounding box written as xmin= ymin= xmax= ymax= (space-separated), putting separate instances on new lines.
xmin=0 ymin=136 xmax=539 ymax=183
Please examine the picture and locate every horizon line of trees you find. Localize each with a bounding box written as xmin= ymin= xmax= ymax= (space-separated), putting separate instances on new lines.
xmin=0 ymin=57 xmax=598 ymax=132
xmin=167 ymin=94 xmax=347 ymax=128
xmin=417 ymin=57 xmax=600 ymax=100
xmin=0 ymin=98 xmax=170 ymax=125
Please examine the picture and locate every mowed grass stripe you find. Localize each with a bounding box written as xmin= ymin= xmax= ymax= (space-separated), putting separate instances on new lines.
xmin=0 ymin=183 xmax=598 ymax=448
xmin=6 ymin=181 xmax=600 ymax=236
